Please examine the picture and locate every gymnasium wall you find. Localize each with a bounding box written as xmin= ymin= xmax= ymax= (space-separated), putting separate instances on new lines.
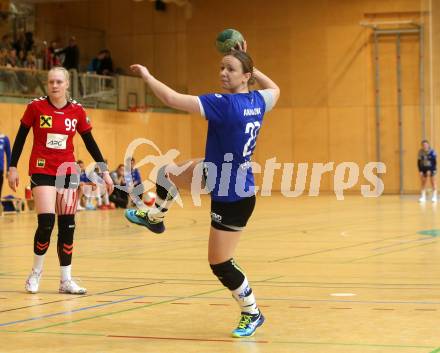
xmin=24 ymin=0 xmax=435 ymax=194
xmin=0 ymin=103 xmax=192 ymax=198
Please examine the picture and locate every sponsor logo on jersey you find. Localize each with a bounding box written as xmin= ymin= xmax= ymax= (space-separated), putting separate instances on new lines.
xmin=36 ymin=158 xmax=45 ymax=168
xmin=243 ymin=108 xmax=261 ymax=117
xmin=40 ymin=115 xmax=52 ymax=128
xmin=215 ymin=94 xmax=222 ymax=98
xmin=46 ymin=133 xmax=68 ymax=150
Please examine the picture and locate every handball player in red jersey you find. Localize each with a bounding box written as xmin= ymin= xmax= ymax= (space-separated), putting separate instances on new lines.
xmin=8 ymin=67 xmax=113 ymax=294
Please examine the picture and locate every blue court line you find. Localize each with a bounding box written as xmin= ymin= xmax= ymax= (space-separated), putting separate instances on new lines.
xmin=102 ymin=294 xmax=440 ymax=306
xmin=0 ymin=295 xmax=144 ymax=327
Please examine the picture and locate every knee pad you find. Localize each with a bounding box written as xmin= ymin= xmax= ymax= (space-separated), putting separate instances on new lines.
xmin=156 ymin=165 xmax=178 ymax=201
xmin=34 ymin=213 xmax=55 ymax=255
xmin=57 ymin=215 xmax=75 ymax=266
xmin=210 ymin=258 xmax=245 ymax=290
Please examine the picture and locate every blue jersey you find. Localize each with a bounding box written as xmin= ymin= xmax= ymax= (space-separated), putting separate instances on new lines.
xmin=79 ymin=171 xmax=89 ymax=183
xmin=198 ymin=90 xmax=273 ymax=202
xmin=132 ymin=169 xmax=141 ymax=185
xmin=0 ymin=134 xmax=11 ymax=172
xmin=418 ymin=148 xmax=437 ymax=171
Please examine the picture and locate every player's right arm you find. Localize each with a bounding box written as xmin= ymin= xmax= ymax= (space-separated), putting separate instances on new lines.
xmin=130 ymin=64 xmax=200 ymax=115
xmin=8 ymin=103 xmax=34 ymax=191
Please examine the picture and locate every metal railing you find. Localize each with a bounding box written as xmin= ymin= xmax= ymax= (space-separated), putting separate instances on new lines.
xmin=0 ymin=66 xmax=180 ymax=113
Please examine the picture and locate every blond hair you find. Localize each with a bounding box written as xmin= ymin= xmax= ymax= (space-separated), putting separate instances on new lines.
xmin=48 ymin=66 xmax=70 ymax=99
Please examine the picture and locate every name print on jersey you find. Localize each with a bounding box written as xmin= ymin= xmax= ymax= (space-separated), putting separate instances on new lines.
xmin=243 ymin=108 xmax=261 ymax=117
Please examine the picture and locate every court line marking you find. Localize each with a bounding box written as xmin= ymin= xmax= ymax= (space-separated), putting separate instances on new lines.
xmin=25 ymin=288 xmax=226 ymax=332
xmin=272 ymin=340 xmax=435 ymax=350
xmin=108 ymin=334 xmax=268 ymax=343
xmin=347 ymin=241 xmax=437 ymax=263
xmin=270 ymin=233 xmax=421 ymax=263
xmin=0 ymin=282 xmax=162 ymax=314
xmin=0 ymin=329 xmax=434 ymax=350
xmin=371 ymin=237 xmax=433 ymax=251
xmin=26 ymin=275 xmax=279 ymax=333
xmin=0 ymin=296 xmax=144 ymax=327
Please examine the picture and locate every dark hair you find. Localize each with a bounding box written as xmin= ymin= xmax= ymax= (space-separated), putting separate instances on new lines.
xmin=422 ymin=139 xmax=430 ymax=145
xmin=226 ymin=50 xmax=255 ymax=85
xmin=77 ymin=160 xmax=83 ymax=164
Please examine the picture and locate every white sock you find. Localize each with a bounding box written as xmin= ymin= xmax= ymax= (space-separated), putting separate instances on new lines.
xmin=60 ymin=265 xmax=72 ymax=282
xmin=103 ymin=192 xmax=109 ymax=205
xmin=433 ymin=190 xmax=437 ymax=198
xmin=148 ymin=196 xmax=170 ymax=220
xmin=421 ymin=190 xmax=426 ymax=197
xmin=32 ymin=254 xmax=45 ymax=273
xmin=231 ymin=278 xmax=259 ymax=315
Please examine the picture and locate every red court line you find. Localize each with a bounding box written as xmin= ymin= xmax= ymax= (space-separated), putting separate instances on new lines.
xmin=209 ymin=304 xmax=230 ymax=306
xmin=108 ymin=334 xmax=268 ymax=343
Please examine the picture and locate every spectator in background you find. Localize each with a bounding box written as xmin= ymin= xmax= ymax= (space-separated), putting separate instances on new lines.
xmin=77 ymin=160 xmax=87 ymax=211
xmin=97 ymin=49 xmax=113 ymax=76
xmin=0 ymin=48 xmax=8 ymax=66
xmin=17 ymin=50 xmax=26 ymax=68
xmin=3 ymin=49 xmax=28 ymax=93
xmin=6 ymin=48 xmax=19 ymax=67
xmin=87 ymin=50 xmax=105 ymax=73
xmin=130 ymin=158 xmax=142 ymax=188
xmin=24 ymin=32 xmax=34 ymax=54
xmin=13 ymin=31 xmax=25 ymax=56
xmin=0 ymin=34 xmax=12 ymax=51
xmin=58 ymin=36 xmax=79 ymax=72
xmin=418 ymin=140 xmax=437 ymax=203
xmin=110 ymin=164 xmax=128 ymax=208
xmin=45 ymin=40 xmax=61 ymax=69
xmin=0 ymin=132 xmax=11 ymax=198
xmin=26 ymin=51 xmax=37 ymax=69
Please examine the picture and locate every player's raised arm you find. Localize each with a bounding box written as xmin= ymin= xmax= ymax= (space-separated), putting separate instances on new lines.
xmin=130 ymin=64 xmax=200 ymax=115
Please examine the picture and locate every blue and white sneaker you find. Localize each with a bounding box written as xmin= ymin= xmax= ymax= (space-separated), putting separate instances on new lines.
xmin=124 ymin=209 xmax=165 ymax=234
xmin=231 ymin=310 xmax=265 ymax=338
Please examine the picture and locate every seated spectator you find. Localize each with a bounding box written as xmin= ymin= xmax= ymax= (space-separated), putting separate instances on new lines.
xmin=0 ymin=34 xmax=12 ymax=51
xmin=110 ymin=164 xmax=128 ymax=208
xmin=87 ymin=50 xmax=106 ymax=73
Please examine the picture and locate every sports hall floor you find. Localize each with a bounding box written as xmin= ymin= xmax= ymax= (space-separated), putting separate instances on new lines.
xmin=1 ymin=194 xmax=440 ymax=353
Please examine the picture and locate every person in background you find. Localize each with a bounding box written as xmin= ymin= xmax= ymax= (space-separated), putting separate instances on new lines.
xmin=0 ymin=132 xmax=11 ymax=198
xmin=418 ymin=139 xmax=437 ymax=203
xmin=110 ymin=164 xmax=128 ymax=208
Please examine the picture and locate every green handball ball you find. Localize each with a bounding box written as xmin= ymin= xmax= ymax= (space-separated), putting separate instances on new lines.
xmin=215 ymin=29 xmax=244 ymax=54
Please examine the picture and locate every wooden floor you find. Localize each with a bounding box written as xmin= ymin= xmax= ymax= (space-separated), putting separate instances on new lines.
xmin=1 ymin=194 xmax=440 ymax=353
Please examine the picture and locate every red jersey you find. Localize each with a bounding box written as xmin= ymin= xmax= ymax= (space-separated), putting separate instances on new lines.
xmin=21 ymin=96 xmax=92 ymax=176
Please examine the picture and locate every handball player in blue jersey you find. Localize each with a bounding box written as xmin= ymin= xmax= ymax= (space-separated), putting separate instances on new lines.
xmin=125 ymin=41 xmax=279 ymax=337
xmin=418 ymin=140 xmax=437 ymax=202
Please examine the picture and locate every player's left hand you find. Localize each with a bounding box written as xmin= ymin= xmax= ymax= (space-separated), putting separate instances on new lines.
xmin=235 ymin=40 xmax=247 ymax=53
xmin=102 ymin=171 xmax=114 ymax=195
